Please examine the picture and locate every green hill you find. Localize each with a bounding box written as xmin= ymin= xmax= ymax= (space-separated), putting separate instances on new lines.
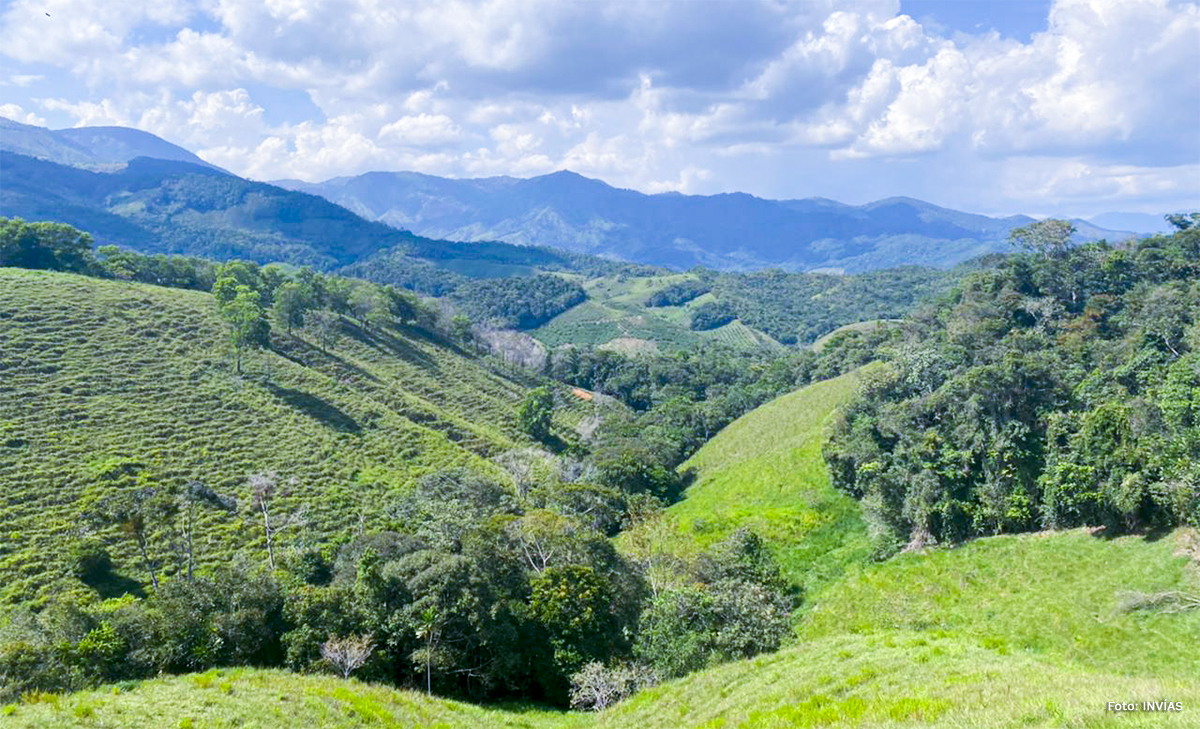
xmin=657 ymin=368 xmax=874 ymax=593
xmin=0 ymin=268 xmax=567 ymax=605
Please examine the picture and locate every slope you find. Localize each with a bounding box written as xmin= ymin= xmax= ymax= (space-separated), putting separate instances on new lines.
xmin=9 ymin=539 xmax=1200 ymax=729
xmin=0 ymin=268 xmax=554 ymax=605
xmin=663 ymin=368 xmax=874 ymax=593
xmin=0 ymin=117 xmax=220 ymax=170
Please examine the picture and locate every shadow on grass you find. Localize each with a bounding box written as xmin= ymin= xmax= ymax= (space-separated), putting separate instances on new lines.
xmin=263 ymin=382 xmax=362 ymax=434
xmin=343 ymin=320 xmax=439 ymax=372
xmin=83 ymin=570 xmax=146 ymax=600
xmin=1089 ymin=523 xmax=1176 ymax=542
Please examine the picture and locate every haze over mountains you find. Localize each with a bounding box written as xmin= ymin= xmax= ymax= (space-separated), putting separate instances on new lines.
xmin=2 ymin=118 xmax=1143 ymax=273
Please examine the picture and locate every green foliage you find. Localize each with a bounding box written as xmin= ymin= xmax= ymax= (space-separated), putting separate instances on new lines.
xmin=531 ymin=565 xmax=620 ymax=679
xmin=645 ymin=280 xmax=709 ymax=307
xmin=451 ymin=275 xmax=587 ymax=330
xmin=518 ymin=387 xmax=555 ymax=442
xmin=0 ymin=217 xmax=98 ymax=274
xmin=1008 ymin=218 xmax=1076 ymax=258
xmin=688 ymin=300 xmax=736 ymax=331
xmin=633 ymin=531 xmax=793 ymax=680
xmin=218 ymin=284 xmax=271 ymax=374
xmin=826 ymin=227 xmax=1200 ymax=548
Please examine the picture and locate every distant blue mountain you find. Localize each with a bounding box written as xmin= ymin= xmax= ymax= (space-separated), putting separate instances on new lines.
xmin=279 ymin=170 xmax=1130 ymax=272
xmin=0 ymin=117 xmax=224 ymax=172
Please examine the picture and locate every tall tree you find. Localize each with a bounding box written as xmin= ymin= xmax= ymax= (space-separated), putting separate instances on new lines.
xmin=220 ymin=285 xmax=270 ymax=374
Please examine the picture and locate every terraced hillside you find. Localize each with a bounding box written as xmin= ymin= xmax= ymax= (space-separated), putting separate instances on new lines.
xmin=0 ymin=268 xmax=572 ymax=605
xmin=533 ymin=273 xmax=782 ymax=352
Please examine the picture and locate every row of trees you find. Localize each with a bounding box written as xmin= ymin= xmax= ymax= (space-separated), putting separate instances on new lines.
xmin=1 ymin=466 xmax=793 ymax=707
xmin=825 ymin=220 xmax=1200 ymax=556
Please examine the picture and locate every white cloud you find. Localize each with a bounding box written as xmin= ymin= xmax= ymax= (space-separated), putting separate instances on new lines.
xmin=0 ymin=0 xmax=1195 ymax=215
xmin=0 ymin=103 xmax=45 ymax=126
xmin=379 ymin=114 xmax=464 ymax=146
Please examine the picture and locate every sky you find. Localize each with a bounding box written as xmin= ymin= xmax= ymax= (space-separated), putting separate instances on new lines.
xmin=0 ymin=0 xmax=1197 ymax=217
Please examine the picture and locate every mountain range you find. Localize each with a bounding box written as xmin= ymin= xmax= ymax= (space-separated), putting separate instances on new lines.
xmin=277 ymin=170 xmax=1132 ymax=272
xmin=1 ymin=117 xmax=1145 ymax=274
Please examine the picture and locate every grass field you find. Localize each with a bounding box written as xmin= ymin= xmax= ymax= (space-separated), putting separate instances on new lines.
xmin=531 ymin=274 xmax=782 ymax=353
xmin=0 ymin=269 xmax=575 ymax=605
xmin=658 ymin=368 xmax=874 ymax=593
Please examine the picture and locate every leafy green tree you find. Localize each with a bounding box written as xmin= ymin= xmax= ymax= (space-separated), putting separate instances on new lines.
xmin=271 ymin=280 xmax=313 ymax=335
xmin=0 ymin=217 xmax=97 ymax=273
xmin=530 ymin=565 xmax=619 ymax=684
xmin=1009 ymin=219 xmax=1076 ymax=258
xmin=518 ymin=387 xmax=554 ymax=442
xmin=221 ymin=285 xmax=270 ymax=374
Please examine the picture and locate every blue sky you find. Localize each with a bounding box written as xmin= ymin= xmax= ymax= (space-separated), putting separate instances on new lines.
xmin=1 ymin=0 xmax=1197 ymax=217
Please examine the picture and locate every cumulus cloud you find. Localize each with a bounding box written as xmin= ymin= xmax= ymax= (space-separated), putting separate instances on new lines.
xmin=0 ymin=0 xmax=1195 ymax=215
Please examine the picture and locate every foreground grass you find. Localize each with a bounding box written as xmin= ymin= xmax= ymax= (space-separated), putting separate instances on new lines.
xmin=10 ymin=628 xmax=1199 ymax=728
xmin=801 ymin=528 xmax=1200 ymax=678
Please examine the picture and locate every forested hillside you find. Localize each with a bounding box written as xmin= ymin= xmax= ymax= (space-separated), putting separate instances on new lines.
xmin=826 ymin=221 xmax=1200 ymax=555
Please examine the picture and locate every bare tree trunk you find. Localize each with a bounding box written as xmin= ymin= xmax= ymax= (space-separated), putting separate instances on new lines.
xmin=261 ymin=501 xmax=275 ymax=569
xmin=136 ymin=531 xmax=159 ymax=590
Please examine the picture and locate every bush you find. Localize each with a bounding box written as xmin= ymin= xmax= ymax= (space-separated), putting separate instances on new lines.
xmin=569 ymin=661 xmax=657 ymax=711
xmin=69 ymin=539 xmax=113 ymax=583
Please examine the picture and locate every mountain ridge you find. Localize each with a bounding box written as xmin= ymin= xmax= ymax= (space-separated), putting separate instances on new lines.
xmin=277 ymin=168 xmax=1132 ymax=272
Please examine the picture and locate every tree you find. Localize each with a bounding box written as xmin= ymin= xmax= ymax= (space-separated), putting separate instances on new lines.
xmin=271 ymin=281 xmax=313 ymax=335
xmin=220 ymin=285 xmax=270 ymax=374
xmin=1009 ymin=219 xmax=1076 ymax=258
xmin=248 ymin=472 xmax=304 ymax=570
xmin=177 ymin=482 xmax=236 ymax=581
xmin=1165 ymin=212 xmax=1199 ymax=232
xmin=89 ymin=486 xmax=177 ymax=591
xmin=306 ymin=309 xmax=340 ymax=353
xmin=348 ymin=284 xmax=390 ymax=331
xmin=0 ymin=217 xmax=97 ymax=273
xmin=320 ymin=634 xmax=375 ymax=679
xmin=518 ymin=387 xmax=554 ymax=442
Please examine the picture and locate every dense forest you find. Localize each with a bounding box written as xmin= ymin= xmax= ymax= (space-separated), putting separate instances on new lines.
xmin=825 ymin=220 xmax=1200 ymax=556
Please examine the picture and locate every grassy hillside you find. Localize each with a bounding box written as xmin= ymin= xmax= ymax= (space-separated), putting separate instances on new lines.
xmin=9 ymin=580 xmax=1199 ymax=728
xmin=801 ymin=528 xmax=1200 ymax=678
xmin=0 ymin=268 xmax=576 ymax=605
xmin=660 ymin=368 xmax=874 ymax=593
xmin=532 ymin=273 xmax=783 ymax=352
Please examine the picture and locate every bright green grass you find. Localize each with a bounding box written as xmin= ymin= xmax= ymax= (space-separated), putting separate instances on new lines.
xmin=801 ymin=528 xmax=1200 ymax=678
xmin=0 ymin=269 xmax=561 ymax=605
xmin=663 ymin=368 xmax=875 ymax=594
xmin=10 ymin=628 xmax=1200 ymax=728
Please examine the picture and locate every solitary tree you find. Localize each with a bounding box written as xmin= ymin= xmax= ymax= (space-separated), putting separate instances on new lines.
xmin=221 ymin=285 xmax=270 ymax=374
xmin=248 ymin=472 xmax=304 ymax=569
xmin=518 ymin=387 xmax=554 ymax=442
xmin=1009 ymin=219 xmax=1076 ymax=258
xmin=320 ymin=634 xmax=375 ymax=679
